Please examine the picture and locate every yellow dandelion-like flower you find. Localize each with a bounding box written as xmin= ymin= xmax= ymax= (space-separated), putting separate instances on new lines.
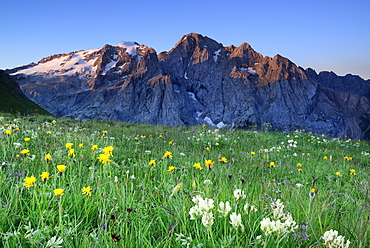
xmin=46 ymin=131 xmax=52 ymax=134
xmin=296 ymin=163 xmax=302 ymax=167
xmin=335 ymin=172 xmax=342 ymax=176
xmin=219 ymin=157 xmax=228 ymax=163
xmin=102 ymin=131 xmax=108 ymax=135
xmin=5 ymin=130 xmax=12 ymax=135
xmin=82 ymin=186 xmax=92 ymax=196
xmin=134 ymin=137 xmax=139 ymax=141
xmin=148 ymin=159 xmax=156 ymax=166
xmin=68 ymin=149 xmax=75 ymax=157
xmin=53 ymin=188 xmax=64 ymax=196
xmin=193 ymin=163 xmax=202 ymax=170
xmin=91 ymin=145 xmax=98 ymax=151
xmin=269 ymin=162 xmax=276 ymax=167
xmin=349 ymin=169 xmax=356 ymax=175
xmin=79 ymin=143 xmax=84 ymax=147
xmin=298 ymin=168 xmax=303 ymax=173
xmin=97 ymin=153 xmax=113 ymax=164
xmin=158 ymin=134 xmax=163 ymax=138
xmin=44 ymin=153 xmax=52 ymax=162
xmin=204 ymin=160 xmax=215 ymax=169
xmin=167 ymin=166 xmax=176 ymax=172
xmin=57 ymin=164 xmax=66 ymax=173
xmin=23 ymin=176 xmax=37 ymax=188
xmin=21 ymin=149 xmax=30 ymax=155
xmin=141 ymin=135 xmax=147 ymax=139
xmin=65 ymin=143 xmax=73 ymax=149
xmin=24 ymin=137 xmax=31 ymax=142
xmin=323 ymin=156 xmax=328 ymax=160
xmin=162 ymin=151 xmax=173 ymax=159
xmin=250 ymin=152 xmax=256 ymax=155
xmin=102 ymin=146 xmax=114 ymax=156
xmin=205 ymin=147 xmax=210 ymax=151
xmin=168 ymin=140 xmax=173 ymax=145
xmin=40 ymin=172 xmax=51 ymax=181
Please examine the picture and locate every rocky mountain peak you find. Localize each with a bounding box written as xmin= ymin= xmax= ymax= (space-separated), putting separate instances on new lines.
xmin=8 ymin=33 xmax=370 ymax=140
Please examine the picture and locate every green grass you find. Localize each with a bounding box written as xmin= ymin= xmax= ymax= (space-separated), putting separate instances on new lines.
xmin=0 ymin=71 xmax=50 ymax=116
xmin=0 ymin=115 xmax=369 ymax=247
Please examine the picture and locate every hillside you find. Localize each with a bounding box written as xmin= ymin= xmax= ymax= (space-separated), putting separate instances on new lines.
xmin=0 ymin=70 xmax=50 ymax=115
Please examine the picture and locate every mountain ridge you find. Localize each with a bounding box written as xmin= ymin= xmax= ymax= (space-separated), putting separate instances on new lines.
xmin=7 ymin=33 xmax=370 ymax=139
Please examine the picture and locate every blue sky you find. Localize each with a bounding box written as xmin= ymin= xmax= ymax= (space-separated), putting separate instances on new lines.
xmin=1 ymin=0 xmax=369 ymax=79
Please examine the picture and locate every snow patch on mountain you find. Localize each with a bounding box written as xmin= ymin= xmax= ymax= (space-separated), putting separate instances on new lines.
xmin=115 ymin=42 xmax=139 ymax=56
xmin=12 ymin=49 xmax=100 ymax=76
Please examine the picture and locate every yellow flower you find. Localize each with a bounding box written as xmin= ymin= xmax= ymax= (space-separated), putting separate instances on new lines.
xmin=24 ymin=138 xmax=31 ymax=142
xmin=5 ymin=130 xmax=12 ymax=135
xmin=97 ymin=153 xmax=113 ymax=164
xmin=57 ymin=164 xmax=66 ymax=173
xmin=335 ymin=172 xmax=342 ymax=176
xmin=296 ymin=163 xmax=302 ymax=167
xmin=46 ymin=131 xmax=52 ymax=134
xmin=148 ymin=160 xmax=156 ymax=166
xmin=79 ymin=143 xmax=84 ymax=147
xmin=141 ymin=135 xmax=147 ymax=139
xmin=323 ymin=156 xmax=328 ymax=160
xmin=162 ymin=151 xmax=173 ymax=159
xmin=344 ymin=156 xmax=353 ymax=161
xmin=349 ymin=169 xmax=356 ymax=175
xmin=269 ymin=162 xmax=275 ymax=167
xmin=82 ymin=186 xmax=92 ymax=196
xmin=204 ymin=160 xmax=215 ymax=169
xmin=53 ymin=188 xmax=64 ymax=196
xmin=306 ymin=153 xmax=311 ymax=156
xmin=219 ymin=157 xmax=228 ymax=163
xmin=65 ymin=143 xmax=73 ymax=149
xmin=158 ymin=134 xmax=163 ymax=138
xmin=250 ymin=152 xmax=256 ymax=155
xmin=205 ymin=147 xmax=210 ymax=151
xmin=102 ymin=131 xmax=108 ymax=135
xmin=102 ymin=146 xmax=114 ymax=156
xmin=167 ymin=166 xmax=176 ymax=172
xmin=134 ymin=137 xmax=139 ymax=141
xmin=44 ymin=153 xmax=52 ymax=162
xmin=21 ymin=149 xmax=30 ymax=155
xmin=68 ymin=149 xmax=75 ymax=157
xmin=193 ymin=163 xmax=202 ymax=170
xmin=23 ymin=176 xmax=37 ymax=188
xmin=168 ymin=140 xmax=173 ymax=145
xmin=310 ymin=188 xmax=315 ymax=193
xmin=40 ymin=172 xmax=51 ymax=181
xmin=91 ymin=145 xmax=98 ymax=151
xmin=298 ymin=168 xmax=303 ymax=173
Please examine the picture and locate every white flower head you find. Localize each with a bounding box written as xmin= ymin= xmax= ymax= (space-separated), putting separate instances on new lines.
xmin=233 ymin=189 xmax=246 ymax=201
xmin=230 ymin=212 xmax=244 ymax=230
xmin=218 ymin=201 xmax=232 ymax=217
xmin=201 ymin=212 xmax=214 ymax=229
xmin=322 ymin=229 xmax=350 ymax=248
xmin=244 ymin=202 xmax=258 ymax=214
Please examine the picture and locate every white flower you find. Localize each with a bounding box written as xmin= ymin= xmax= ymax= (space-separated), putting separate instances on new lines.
xmin=230 ymin=212 xmax=244 ymax=229
xmin=191 ymin=195 xmax=214 ymax=212
xmin=322 ymin=229 xmax=350 ymax=248
xmin=233 ymin=189 xmax=246 ymax=201
xmin=203 ymin=179 xmax=212 ymax=184
xmin=244 ymin=202 xmax=257 ymax=214
xmin=218 ymin=201 xmax=232 ymax=217
xmin=189 ymin=205 xmax=202 ymax=220
xmin=295 ymin=183 xmax=304 ymax=187
xmin=271 ymin=199 xmax=285 ymax=220
xmin=201 ymin=212 xmax=214 ymax=229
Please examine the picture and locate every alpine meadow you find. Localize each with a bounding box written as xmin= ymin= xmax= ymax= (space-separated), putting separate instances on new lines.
xmin=0 ymin=114 xmax=369 ymax=247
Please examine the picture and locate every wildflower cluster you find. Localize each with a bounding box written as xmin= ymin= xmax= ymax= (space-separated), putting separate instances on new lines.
xmin=322 ymin=229 xmax=350 ymax=248
xmin=260 ymin=199 xmax=297 ymax=236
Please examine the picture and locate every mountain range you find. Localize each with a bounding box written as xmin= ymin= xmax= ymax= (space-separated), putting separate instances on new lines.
xmin=7 ymin=33 xmax=370 ymax=140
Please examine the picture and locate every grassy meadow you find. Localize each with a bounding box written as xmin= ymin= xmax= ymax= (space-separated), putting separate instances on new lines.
xmin=0 ymin=114 xmax=369 ymax=247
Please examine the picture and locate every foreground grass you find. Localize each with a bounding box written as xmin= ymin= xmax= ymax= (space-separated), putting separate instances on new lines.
xmin=0 ymin=115 xmax=369 ymax=247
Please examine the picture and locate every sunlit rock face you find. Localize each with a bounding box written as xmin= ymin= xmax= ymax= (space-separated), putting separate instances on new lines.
xmin=8 ymin=33 xmax=370 ymax=140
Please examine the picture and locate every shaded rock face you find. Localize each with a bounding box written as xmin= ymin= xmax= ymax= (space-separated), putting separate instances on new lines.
xmin=9 ymin=33 xmax=370 ymax=140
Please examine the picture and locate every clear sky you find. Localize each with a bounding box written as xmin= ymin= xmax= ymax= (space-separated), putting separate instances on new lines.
xmin=1 ymin=0 xmax=369 ymax=79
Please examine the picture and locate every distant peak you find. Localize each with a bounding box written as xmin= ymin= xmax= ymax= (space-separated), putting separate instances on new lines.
xmin=115 ymin=41 xmax=140 ymax=55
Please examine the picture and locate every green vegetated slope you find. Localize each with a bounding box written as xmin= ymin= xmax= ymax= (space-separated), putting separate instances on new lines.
xmin=0 ymin=115 xmax=369 ymax=247
xmin=0 ymin=70 xmax=50 ymax=115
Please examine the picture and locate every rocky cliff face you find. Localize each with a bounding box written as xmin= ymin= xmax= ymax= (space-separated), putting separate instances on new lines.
xmin=8 ymin=33 xmax=370 ymax=139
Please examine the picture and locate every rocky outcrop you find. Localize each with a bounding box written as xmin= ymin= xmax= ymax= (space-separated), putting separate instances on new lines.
xmin=8 ymin=33 xmax=370 ymax=139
